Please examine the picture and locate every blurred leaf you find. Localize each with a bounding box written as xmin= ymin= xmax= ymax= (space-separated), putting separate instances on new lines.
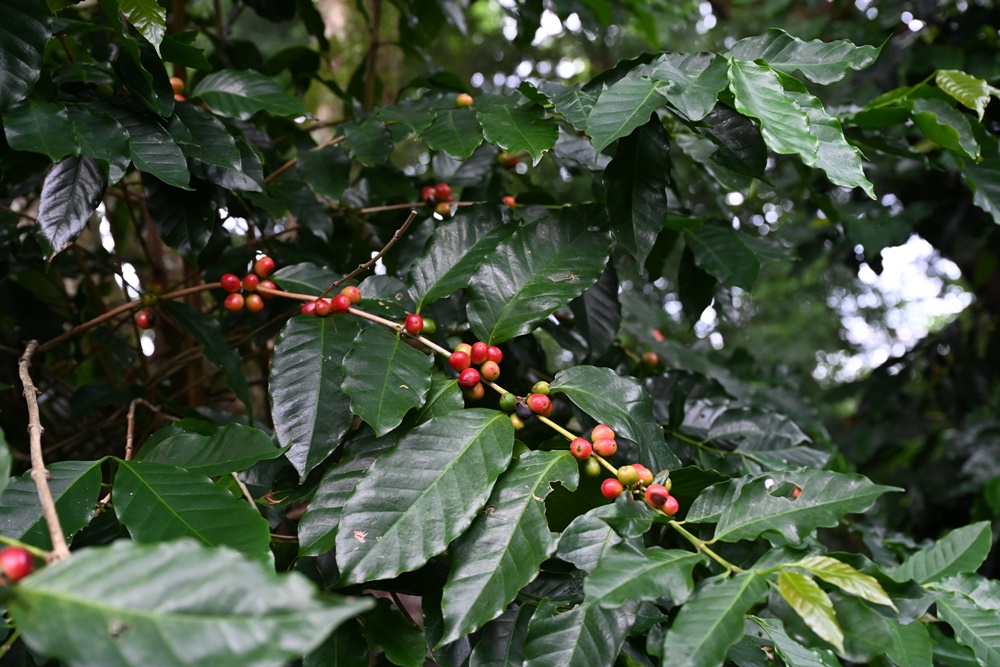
xmin=137 ymin=420 xmax=281 ymax=477
xmin=587 ymin=76 xmax=667 ymax=154
xmin=476 ymin=99 xmax=558 ymax=165
xmin=787 ymin=556 xmax=896 ymax=610
xmin=911 ymin=98 xmax=980 ymax=160
xmin=936 ymin=69 xmax=995 ymax=120
xmin=119 ymin=0 xmax=166 ymax=53
xmin=0 ymin=2 xmax=51 ymax=112
xmin=0 ymin=427 xmax=10 ymax=496
xmin=892 ymin=522 xmax=992 ymax=584
xmin=962 ymin=148 xmax=1000 ymax=225
xmin=298 ymin=144 xmax=351 ymax=202
xmin=683 ymin=224 xmax=760 ymax=290
xmin=304 ymin=621 xmax=369 ymax=667
xmin=585 ymin=545 xmax=705 ymax=608
xmin=832 ymin=596 xmax=931 ymax=666
xmin=523 ymin=599 xmax=638 ymax=667
xmin=779 ymin=571 xmax=844 ymax=654
xmin=649 ymin=53 xmax=729 ymax=121
xmin=420 ymin=108 xmax=484 ymax=159
xmin=469 ymin=606 xmax=533 ymax=667
xmin=3 ymin=99 xmax=78 ymax=161
xmin=35 ymin=156 xmax=106 ymax=258
xmin=192 ymin=69 xmax=309 ymax=120
xmin=729 ymin=29 xmax=880 ymax=85
xmin=362 ymin=598 xmax=426 ymax=667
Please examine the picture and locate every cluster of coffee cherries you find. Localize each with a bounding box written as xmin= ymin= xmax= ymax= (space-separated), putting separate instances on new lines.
xmin=497 ymin=381 xmax=554 ymax=429
xmin=449 ymin=341 xmax=503 ymax=401
xmin=221 ymin=256 xmax=278 ymax=313
xmin=299 ymin=285 xmax=361 ymax=317
xmin=0 ymin=546 xmax=34 ymax=584
xmin=421 ymin=182 xmax=454 ymax=217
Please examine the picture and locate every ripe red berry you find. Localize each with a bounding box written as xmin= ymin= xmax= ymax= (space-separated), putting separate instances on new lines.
xmin=618 ymin=465 xmax=639 ymax=486
xmin=258 ymin=280 xmax=277 ymax=299
xmin=464 ymin=382 xmax=485 ymax=400
xmin=435 ymin=183 xmax=452 ymax=201
xmin=456 ymin=93 xmax=474 ymax=107
xmin=502 ymin=195 xmax=516 ymax=208
xmin=601 ymin=478 xmax=624 ymax=500
xmin=570 ymin=438 xmax=592 ymax=460
xmin=245 ymin=293 xmax=265 ymax=313
xmin=136 ymin=309 xmax=155 ymax=330
xmin=405 ymin=314 xmax=424 ymax=335
xmin=633 ymin=464 xmax=654 ymax=486
xmin=480 ymin=360 xmax=500 ymax=381
xmin=541 ymin=401 xmax=554 ymax=418
xmin=330 ymin=294 xmax=351 ymax=314
xmin=449 ymin=351 xmax=471 ymax=372
xmin=486 ymin=345 xmax=503 ymax=363
xmin=435 ymin=202 xmax=452 ymax=216
xmin=242 ymin=273 xmax=259 ymax=292
xmin=314 ymin=299 xmax=331 ymax=317
xmin=455 ymin=343 xmax=473 ymax=356
xmin=642 ymin=351 xmax=660 ymax=368
xmin=169 ymin=77 xmax=185 ymax=95
xmin=0 ymin=547 xmax=34 ymax=582
xmin=224 ymin=293 xmax=244 ymax=312
xmin=421 ymin=186 xmax=437 ymax=203
xmin=220 ymin=273 xmax=241 ymax=293
xmin=593 ymin=438 xmax=617 ymax=457
xmin=470 ymin=341 xmax=489 ymax=365
xmin=497 ymin=152 xmax=519 ymax=169
xmin=174 ymin=93 xmax=186 ymax=102
xmin=254 ymin=256 xmax=275 ymax=278
xmin=458 ymin=367 xmax=481 ymax=389
xmin=300 ymin=301 xmax=317 ymax=315
xmin=644 ymin=483 xmax=669 ymax=508
xmin=526 ymin=393 xmax=551 ymax=414
xmin=591 ymin=424 xmax=615 ymax=441
xmin=791 ymin=486 xmax=802 ymax=499
xmin=663 ymin=495 xmax=680 ymax=516
xmin=341 ymin=285 xmax=362 ymax=304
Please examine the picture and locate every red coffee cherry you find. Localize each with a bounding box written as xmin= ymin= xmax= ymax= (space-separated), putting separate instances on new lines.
xmin=455 ymin=343 xmax=473 ymax=356
xmin=242 ymin=273 xmax=259 ymax=292
xmin=644 ymin=484 xmax=669 ymax=508
xmin=458 ymin=368 xmax=481 ymax=389
xmin=633 ymin=463 xmax=654 ymax=486
xmin=591 ymin=424 xmax=615 ymax=441
xmin=314 ymin=299 xmax=331 ymax=317
xmin=593 ymin=438 xmax=617 ymax=457
xmin=0 ymin=547 xmax=35 ymax=582
xmin=617 ymin=465 xmax=639 ymax=486
xmin=435 ymin=183 xmax=452 ymax=201
xmin=220 ymin=273 xmax=241 ymax=293
xmin=330 ymin=294 xmax=351 ymax=314
xmin=300 ymin=301 xmax=317 ymax=315
xmin=464 ymin=382 xmax=485 ymax=400
xmin=224 ymin=293 xmax=244 ymax=312
xmin=169 ymin=77 xmax=185 ymax=95
xmin=136 ymin=309 xmax=155 ymax=330
xmin=502 ymin=195 xmax=516 ymax=208
xmin=421 ymin=186 xmax=436 ymax=203
xmin=449 ymin=351 xmax=471 ymax=372
xmin=663 ymin=495 xmax=680 ymax=516
xmin=341 ymin=286 xmax=362 ymax=304
xmin=258 ymin=280 xmax=277 ymax=299
xmin=486 ymin=345 xmax=503 ymax=363
xmin=404 ymin=314 xmax=424 ymax=335
xmin=254 ymin=256 xmax=275 ymax=278
xmin=470 ymin=342 xmax=489 ymax=365
xmin=570 ymin=438 xmax=592 ymax=460
xmin=245 ymin=293 xmax=265 ymax=313
xmin=480 ymin=360 xmax=500 ymax=381
xmin=791 ymin=486 xmax=802 ymax=499
xmin=601 ymin=478 xmax=624 ymax=499
xmin=456 ymin=93 xmax=474 ymax=107
xmin=642 ymin=351 xmax=660 ymax=368
xmin=526 ymin=393 xmax=551 ymax=414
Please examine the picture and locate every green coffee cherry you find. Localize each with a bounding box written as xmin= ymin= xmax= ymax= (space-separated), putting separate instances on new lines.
xmin=531 ymin=381 xmax=550 ymax=395
xmin=583 ymin=458 xmax=601 ymax=477
xmin=499 ymin=392 xmax=517 ymax=413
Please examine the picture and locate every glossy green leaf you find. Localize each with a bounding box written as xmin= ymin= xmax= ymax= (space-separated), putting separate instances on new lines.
xmin=787 ymin=556 xmax=895 ymax=610
xmin=523 ymin=599 xmax=638 ymax=667
xmin=420 ymin=108 xmax=484 ymax=159
xmin=467 ymin=208 xmax=611 ymax=343
xmin=476 ymin=99 xmax=558 ymax=165
xmin=341 ymin=116 xmax=393 ymax=166
xmin=189 ymin=135 xmax=263 ymax=192
xmin=469 ymin=606 xmax=533 ymax=667
xmin=709 ymin=408 xmax=827 ymax=471
xmin=143 ymin=177 xmax=217 ymax=258
xmin=113 ymin=459 xmax=271 ymax=559
xmin=729 ymin=29 xmax=880 ymax=85
xmin=698 ymin=104 xmax=769 ymax=181
xmin=170 ymin=104 xmax=241 ymax=169
xmin=962 ymin=144 xmax=1000 ymax=225
xmin=934 ymin=573 xmax=1000 ymax=610
xmin=3 ymin=99 xmax=78 ymax=161
xmin=749 ymin=617 xmax=844 ymax=667
xmin=271 ymin=262 xmax=339 ymax=296
xmin=0 ymin=459 xmax=104 ymax=550
xmin=66 ymin=106 xmax=130 ymax=183
xmin=892 ymin=521 xmax=992 ymax=584
xmin=911 ymin=98 xmax=980 ymax=160
xmin=161 ymin=31 xmax=211 ymax=70
xmin=137 ymin=420 xmax=281 ymax=477
xmin=936 ymin=69 xmax=996 ymax=120
xmin=119 ymin=0 xmax=166 ymax=53
xmin=585 ymin=545 xmax=705 ymax=608
xmin=8 ymin=539 xmax=373 ymax=667
xmin=270 ymin=315 xmax=360 ymax=481
xmin=832 ymin=596 xmax=931 ymax=667
xmin=408 ymin=204 xmax=513 ymax=311
xmin=551 ymin=365 xmax=681 ymax=471
xmin=192 ymin=69 xmax=309 ymax=120
xmin=296 ymin=144 xmax=351 ymax=202
xmin=587 ymin=76 xmax=667 ymax=154
xmin=439 ymin=450 xmax=579 ymax=645
xmin=412 ymin=372 xmax=464 ymax=423
xmin=683 ymin=224 xmax=760 ymax=290
xmin=556 ymin=505 xmax=624 ymax=573
xmin=728 ymin=59 xmax=817 ymax=159
xmin=661 ymin=573 xmax=768 ymax=667
xmin=107 ymin=106 xmax=191 ymax=189
xmin=0 ymin=2 xmax=51 ymax=112
xmin=35 ymin=156 xmax=106 ymax=257
xmin=304 ymin=620 xmax=369 ymax=667
xmin=537 ymin=81 xmax=597 ymax=131
xmin=604 ymin=117 xmax=669 ymax=270
xmin=713 ymin=470 xmax=899 ymax=544
xmin=336 ymin=410 xmax=514 ymax=584
xmin=341 ymin=325 xmax=433 ymax=436
xmin=570 ymin=264 xmax=621 ymax=360
xmin=934 ymin=591 xmax=1000 ymax=667
xmin=649 ymin=53 xmax=729 ymax=121
xmin=779 ymin=571 xmax=844 ymax=654
xmin=362 ymin=598 xmax=427 ymax=667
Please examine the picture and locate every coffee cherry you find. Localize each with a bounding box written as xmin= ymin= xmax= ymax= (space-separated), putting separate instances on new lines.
xmin=464 ymin=382 xmax=485 ymax=400
xmin=570 ymin=438 xmax=592 ymax=460
xmin=141 ymin=292 xmax=159 ymax=307
xmin=341 ymin=286 xmax=362 ymax=304
xmin=514 ymin=401 xmax=533 ymax=421
xmin=0 ymin=547 xmax=34 ymax=583
xmin=96 ymin=83 xmax=115 ymax=99
xmin=300 ymin=301 xmax=317 ymax=315
xmin=220 ymin=273 xmax=241 ymax=293
xmin=258 ymin=280 xmax=277 ymax=299
xmin=486 ymin=345 xmax=503 ymax=363
xmin=313 ymin=299 xmax=331 ymax=317
xmin=254 ymin=255 xmax=275 ymax=278
xmin=480 ymin=360 xmax=500 ymax=381
xmin=404 ymin=314 xmax=424 ymax=335
xmin=245 ymin=293 xmax=265 ymax=313
xmin=455 ymin=343 xmax=473 ymax=356
xmin=497 ymin=152 xmax=519 ymax=169
xmin=791 ymin=485 xmax=802 ymax=499
xmin=499 ymin=392 xmax=517 ymax=412
xmin=510 ymin=413 xmax=526 ymax=430
xmin=224 ymin=293 xmax=244 ymax=312
xmin=526 ymin=393 xmax=551 ymax=414
xmin=633 ymin=464 xmax=653 ymax=486
xmin=663 ymin=495 xmax=680 ymax=516
xmin=541 ymin=400 xmax=554 ymax=418
xmin=591 ymin=424 xmax=615 ymax=441
xmin=330 ymin=294 xmax=351 ymax=314
xmin=531 ymin=381 xmax=550 ymax=396
xmin=435 ymin=202 xmax=452 ymax=216
xmin=502 ymin=195 xmax=516 ymax=208
xmin=136 ymin=309 xmax=155 ymax=330
xmin=617 ymin=465 xmax=639 ymax=486
xmin=242 ymin=273 xmax=259 ymax=292
xmin=470 ymin=341 xmax=489 ymax=365
xmin=644 ymin=483 xmax=669 ymax=508
xmin=593 ymin=438 xmax=617 ymax=457
xmin=449 ymin=351 xmax=471 ymax=372
xmin=421 ymin=186 xmax=437 ymax=203
xmin=456 ymin=93 xmax=474 ymax=107
xmin=174 ymin=93 xmax=186 ymax=102
xmin=601 ymin=478 xmax=624 ymax=499
xmin=642 ymin=351 xmax=660 ymax=368
xmin=458 ymin=368 xmax=481 ymax=389
xmin=169 ymin=77 xmax=185 ymax=94
xmin=662 ymin=478 xmax=673 ymax=493
xmin=422 ymin=318 xmax=437 ymax=334
xmin=435 ymin=183 xmax=452 ymax=201
xmin=583 ymin=458 xmax=602 ymax=477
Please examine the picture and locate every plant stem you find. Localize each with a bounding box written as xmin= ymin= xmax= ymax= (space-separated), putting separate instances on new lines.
xmin=0 ymin=535 xmax=49 ymax=559
xmin=669 ymin=520 xmax=742 ymax=574
xmin=319 ymin=210 xmax=418 ymax=297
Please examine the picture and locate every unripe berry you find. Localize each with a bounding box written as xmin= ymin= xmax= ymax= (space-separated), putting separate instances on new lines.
xmin=220 ymin=273 xmax=241 ymax=293
xmin=300 ymin=301 xmax=317 ymax=315
xmin=330 ymin=294 xmax=351 ymax=314
xmin=0 ymin=547 xmax=34 ymax=583
xmin=421 ymin=186 xmax=436 ymax=203
xmin=254 ymin=255 xmax=275 ymax=278
xmin=480 ymin=360 xmax=500 ymax=381
xmin=526 ymin=393 xmax=551 ymax=414
xmin=514 ymin=402 xmax=533 ymax=421
xmin=633 ymin=464 xmax=654 ymax=486
xmin=435 ymin=182 xmax=452 ymax=201
xmin=663 ymin=495 xmax=680 ymax=516
xmin=583 ymin=458 xmax=601 ymax=477
xmin=601 ymin=478 xmax=624 ymax=499
xmin=510 ymin=413 xmax=526 ymax=430
xmin=435 ymin=202 xmax=452 ymax=216
xmin=486 ymin=345 xmax=503 ymax=363
xmin=224 ymin=293 xmax=244 ymax=312
xmin=662 ymin=478 xmax=672 ymax=493
xmin=464 ymin=382 xmax=485 ymax=400
xmin=617 ymin=465 xmax=639 ymax=486
xmin=502 ymin=195 xmax=516 ymax=208
xmin=404 ymin=314 xmax=424 ymax=335
xmin=314 ymin=299 xmax=331 ymax=317
xmin=455 ymin=343 xmax=473 ymax=356
xmin=531 ymin=381 xmax=550 ymax=396
xmin=339 ymin=285 xmax=361 ymax=304
xmin=422 ymin=318 xmax=437 ymax=334
xmin=258 ymin=280 xmax=277 ymax=299
xmin=593 ymin=438 xmax=617 ymax=457
xmin=570 ymin=438 xmax=592 ymax=460
xmin=136 ymin=309 xmax=155 ymax=330
xmin=141 ymin=292 xmax=159 ymax=308
xmin=456 ymin=93 xmax=474 ymax=107
xmin=644 ymin=484 xmax=669 ymax=508
xmin=591 ymin=424 xmax=615 ymax=441
xmin=497 ymin=152 xmax=519 ymax=169
xmin=449 ymin=351 xmax=471 ymax=372
xmin=470 ymin=341 xmax=489 ymax=365
xmin=245 ymin=293 xmax=265 ymax=313
xmin=499 ymin=392 xmax=517 ymax=412
xmin=642 ymin=351 xmax=660 ymax=368
xmin=242 ymin=273 xmax=259 ymax=292
xmin=458 ymin=367 xmax=481 ymax=389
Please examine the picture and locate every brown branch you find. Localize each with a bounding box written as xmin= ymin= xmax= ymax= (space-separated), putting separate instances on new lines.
xmin=18 ymin=341 xmax=71 ymax=563
xmin=124 ymin=398 xmax=161 ymax=461
xmin=232 ymin=473 xmax=261 ymax=515
xmin=319 ymin=209 xmax=418 ymax=298
xmin=263 ymin=135 xmax=345 ymax=185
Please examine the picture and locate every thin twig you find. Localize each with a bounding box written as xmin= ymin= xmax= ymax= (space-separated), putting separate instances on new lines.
xmin=263 ymin=135 xmax=345 ymax=185
xmin=18 ymin=341 xmax=70 ymax=563
xmin=319 ymin=210 xmax=418 ymax=298
xmin=124 ymin=398 xmax=161 ymax=461
xmin=232 ymin=473 xmax=261 ymax=515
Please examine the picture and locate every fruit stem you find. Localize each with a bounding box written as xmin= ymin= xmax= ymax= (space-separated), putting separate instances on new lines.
xmin=668 ymin=520 xmax=742 ymax=574
xmin=0 ymin=535 xmax=49 ymax=560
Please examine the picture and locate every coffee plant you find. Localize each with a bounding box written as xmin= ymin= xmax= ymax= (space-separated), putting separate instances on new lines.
xmin=1 ymin=0 xmax=999 ymax=665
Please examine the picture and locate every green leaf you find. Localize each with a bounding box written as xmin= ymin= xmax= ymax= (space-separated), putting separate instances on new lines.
xmin=161 ymin=31 xmax=211 ymax=70
xmin=271 ymin=262 xmax=339 ymax=296
xmin=66 ymin=106 xmax=130 ymax=184
xmin=936 ymin=69 xmax=995 ymax=120
xmin=362 ymin=598 xmax=427 ymax=667
xmin=270 ymin=315 xmax=360 ymax=481
xmin=412 ymin=372 xmax=464 ymax=424
xmin=911 ymin=98 xmax=980 ymax=160
xmin=191 ymin=136 xmax=263 ymax=192
xmin=683 ymin=224 xmax=760 ymax=291
xmin=728 ymin=59 xmax=817 ymax=159
xmin=35 ymin=156 xmax=106 ymax=258
xmin=341 ymin=115 xmax=393 ymax=166
xmin=107 ymin=106 xmax=191 ymax=189
xmin=537 ymin=81 xmax=597 ymax=131
xmin=469 ymin=606 xmax=533 ymax=667
xmin=604 ymin=117 xmax=669 ymax=270
xmin=709 ymin=408 xmax=827 ymax=471
xmin=585 ymin=545 xmax=705 ymax=608
xmin=934 ymin=573 xmax=1000 ymax=611
xmin=556 ymin=505 xmax=625 ymax=573
xmin=467 ymin=208 xmax=611 ymax=343
xmin=778 ymin=571 xmax=845 ymax=654
xmin=476 ymin=99 xmax=558 ymax=165
xmin=551 ymin=365 xmax=681 ymax=471
xmin=420 ymin=108 xmax=484 ymax=159
xmin=113 ymin=459 xmax=271 ymax=559
xmin=729 ymin=29 xmax=880 ymax=85
xmin=336 ymin=410 xmax=514 ymax=584
xmin=170 ymin=104 xmax=241 ymax=168
xmin=408 ymin=204 xmax=513 ymax=311
xmin=296 ymin=144 xmax=351 ymax=202
xmin=3 ymin=99 xmax=78 ymax=161
xmin=0 ymin=459 xmax=104 ymax=550
xmin=137 ymin=420 xmax=281 ymax=477
xmin=962 ymin=147 xmax=1000 ymax=225
xmin=341 ymin=325 xmax=433 ymax=436
xmin=699 ymin=105 xmax=769 ymax=181
xmin=661 ymin=573 xmax=768 ymax=667
xmin=119 ymin=0 xmax=166 ymax=53
xmin=587 ymin=76 xmax=667 ymax=154
xmin=0 ymin=2 xmax=51 ymax=112
xmin=649 ymin=53 xmax=729 ymax=121
xmin=832 ymin=596 xmax=931 ymax=667
xmin=192 ymin=69 xmax=309 ymax=120
xmin=439 ymin=450 xmax=579 ymax=645
xmin=749 ymin=617 xmax=844 ymax=667
xmin=143 ymin=177 xmax=217 ymax=259
xmin=892 ymin=521 xmax=992 ymax=584
xmin=0 ymin=427 xmax=11 ymax=497
xmin=8 ymin=539 xmax=373 ymax=667
xmin=523 ymin=599 xmax=638 ymax=667
xmin=934 ymin=590 xmax=1000 ymax=667
xmin=570 ymin=264 xmax=621 ymax=360
xmin=787 ymin=555 xmax=896 ymax=610
xmin=712 ymin=470 xmax=900 ymax=544
xmin=305 ymin=621 xmax=369 ymax=667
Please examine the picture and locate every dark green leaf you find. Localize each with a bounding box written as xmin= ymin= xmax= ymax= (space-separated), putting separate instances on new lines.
xmin=699 ymin=104 xmax=769 ymax=181
xmin=476 ymin=100 xmax=558 ymax=165
xmin=683 ymin=225 xmax=760 ymax=290
xmin=928 ymin=591 xmax=999 ymax=667
xmin=107 ymin=106 xmax=191 ymax=189
xmin=569 ymin=263 xmax=620 ymax=360
xmin=962 ymin=151 xmax=1000 ymax=225
xmin=412 ymin=373 xmax=464 ymax=424
xmin=170 ymin=104 xmax=241 ymax=168
xmin=749 ymin=617 xmax=844 ymax=667
xmin=469 ymin=606 xmax=533 ymax=667
xmin=585 ymin=545 xmax=705 ymax=608
xmin=119 ymin=0 xmax=166 ymax=53
xmin=892 ymin=522 xmax=992 ymax=584
xmin=35 ymin=156 xmax=106 ymax=257
xmin=66 ymin=106 xmax=130 ymax=183
xmin=0 ymin=2 xmax=51 ymax=112
xmin=304 ymin=620 xmax=369 ymax=667
xmin=297 ymin=144 xmax=351 ymax=202
xmin=190 ymin=136 xmax=263 ymax=192
xmin=587 ymin=76 xmax=667 ymax=154
xmin=778 ymin=571 xmax=844 ymax=653
xmin=729 ymin=29 xmax=880 ymax=85
xmin=362 ymin=598 xmax=427 ymax=667
xmin=271 ymin=262 xmax=339 ymax=296
xmin=556 ymin=505 xmax=625 ymax=573
xmin=832 ymin=596 xmax=932 ymax=666
xmin=161 ymin=31 xmax=211 ymax=70
xmin=649 ymin=53 xmax=729 ymax=121
xmin=137 ymin=420 xmax=281 ymax=477
xmin=341 ymin=116 xmax=393 ymax=166
xmin=0 ymin=427 xmax=11 ymax=497
xmin=523 ymin=599 xmax=638 ymax=667
xmin=728 ymin=59 xmax=817 ymax=159
xmin=144 ymin=177 xmax=217 ymax=259
xmin=537 ymin=81 xmax=597 ymax=131
xmin=192 ymin=69 xmax=309 ymax=120
xmin=420 ymin=108 xmax=484 ymax=159
xmin=3 ymin=99 xmax=78 ymax=161
xmin=911 ymin=98 xmax=980 ymax=160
